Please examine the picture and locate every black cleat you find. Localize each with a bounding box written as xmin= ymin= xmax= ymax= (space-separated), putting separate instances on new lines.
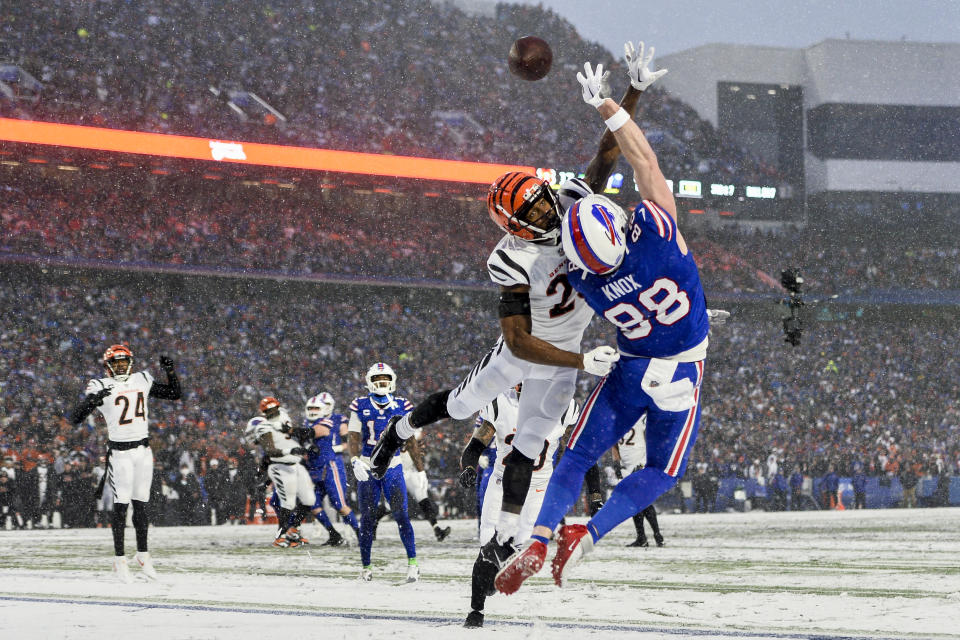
xmin=480 ymin=536 xmax=517 ymax=574
xmin=434 ymin=525 xmax=452 ymax=542
xmin=323 ymin=529 xmax=346 ymax=547
xmin=627 ymin=537 xmax=650 ymax=547
xmin=654 ymin=534 xmax=665 ymax=547
xmin=463 ymin=610 xmax=484 ymax=628
xmin=369 ymin=416 xmax=407 ymax=479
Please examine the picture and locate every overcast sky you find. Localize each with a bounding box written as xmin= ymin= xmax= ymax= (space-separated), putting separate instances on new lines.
xmin=535 ymin=0 xmax=960 ymax=58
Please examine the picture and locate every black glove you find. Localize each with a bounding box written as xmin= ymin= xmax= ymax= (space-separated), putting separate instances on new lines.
xmin=89 ymin=388 xmax=111 ymax=407
xmin=458 ymin=465 xmax=478 ymax=489
xmin=588 ymin=492 xmax=604 ymax=516
xmin=159 ymin=356 xmax=176 ymax=374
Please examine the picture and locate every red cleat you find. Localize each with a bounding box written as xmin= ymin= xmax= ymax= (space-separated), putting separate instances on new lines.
xmin=494 ymin=540 xmax=547 ymax=595
xmin=551 ymin=524 xmax=594 ymax=587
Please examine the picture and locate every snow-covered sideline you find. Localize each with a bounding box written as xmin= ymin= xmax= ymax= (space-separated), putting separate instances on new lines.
xmin=1 ymin=508 xmax=958 ymax=639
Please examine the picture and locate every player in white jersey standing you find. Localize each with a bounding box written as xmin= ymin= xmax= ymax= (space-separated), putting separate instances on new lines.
xmin=70 ymin=345 xmax=181 ymax=583
xmin=612 ymin=414 xmax=664 ymax=547
xmin=248 ymin=396 xmax=316 ymax=548
xmin=399 ymin=432 xmax=452 ymax=542
xmin=370 ymin=76 xmax=657 ymax=574
xmin=458 ymin=384 xmax=579 ymax=628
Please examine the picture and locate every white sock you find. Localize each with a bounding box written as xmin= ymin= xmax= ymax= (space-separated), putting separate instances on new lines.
xmin=395 ymin=414 xmax=415 ymax=440
xmin=496 ymin=512 xmax=520 ymax=544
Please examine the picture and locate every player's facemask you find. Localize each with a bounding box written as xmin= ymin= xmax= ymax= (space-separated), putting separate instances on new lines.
xmin=106 ymin=356 xmax=132 ymax=382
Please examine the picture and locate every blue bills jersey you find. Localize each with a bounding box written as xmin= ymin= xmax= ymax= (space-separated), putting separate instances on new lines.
xmin=349 ymin=395 xmax=413 ymax=458
xmin=568 ymin=200 xmax=709 ymax=358
xmin=305 ymin=413 xmax=347 ymax=470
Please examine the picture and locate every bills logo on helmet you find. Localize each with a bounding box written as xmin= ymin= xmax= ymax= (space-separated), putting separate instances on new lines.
xmin=562 ymin=195 xmax=627 ymax=276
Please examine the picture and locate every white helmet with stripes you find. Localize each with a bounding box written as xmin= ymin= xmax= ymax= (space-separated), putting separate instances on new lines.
xmin=366 ymin=362 xmax=397 ymax=395
xmin=561 ymin=194 xmax=628 ymax=276
xmin=305 ymin=392 xmax=334 ymax=420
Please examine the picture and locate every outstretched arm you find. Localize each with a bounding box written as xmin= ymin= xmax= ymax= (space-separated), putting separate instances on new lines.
xmin=149 ymin=356 xmax=182 ymax=400
xmin=582 ymin=84 xmax=644 ymax=193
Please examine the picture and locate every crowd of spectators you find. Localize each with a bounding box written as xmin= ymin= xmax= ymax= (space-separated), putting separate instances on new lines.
xmin=0 ymin=0 xmax=776 ymax=183
xmin=0 ymin=270 xmax=957 ymax=529
xmin=4 ymin=170 xmax=959 ymax=294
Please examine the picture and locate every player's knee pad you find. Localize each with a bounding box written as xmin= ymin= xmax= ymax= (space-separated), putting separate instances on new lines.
xmin=501 ymin=450 xmax=535 ymax=508
xmin=411 ymin=390 xmax=451 ymax=427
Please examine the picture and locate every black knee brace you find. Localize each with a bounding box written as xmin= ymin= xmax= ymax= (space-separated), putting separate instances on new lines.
xmin=501 ymin=450 xmax=535 ymax=511
xmin=410 ymin=390 xmax=451 ymax=428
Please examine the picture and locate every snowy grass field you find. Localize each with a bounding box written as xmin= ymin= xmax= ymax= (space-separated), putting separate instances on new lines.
xmin=1 ymin=508 xmax=958 ymax=639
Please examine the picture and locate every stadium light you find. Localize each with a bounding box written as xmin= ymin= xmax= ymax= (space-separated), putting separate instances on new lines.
xmin=0 ymin=118 xmax=534 ymax=184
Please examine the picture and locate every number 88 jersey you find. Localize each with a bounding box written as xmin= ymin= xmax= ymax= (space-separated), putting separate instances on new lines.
xmin=568 ymin=200 xmax=709 ymax=359
xmin=84 ymin=371 xmax=155 ymax=442
xmin=486 ymin=235 xmax=593 ymax=352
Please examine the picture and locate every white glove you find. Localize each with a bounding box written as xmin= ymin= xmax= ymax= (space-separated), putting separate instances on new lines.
xmin=624 ymin=41 xmax=668 ymax=91
xmin=351 ymin=456 xmax=370 ymax=482
xmin=576 ymin=62 xmax=610 ymax=108
xmin=415 ymin=470 xmax=428 ymax=496
xmin=582 ymin=346 xmax=620 ymax=376
xmin=707 ymin=309 xmax=731 ymax=326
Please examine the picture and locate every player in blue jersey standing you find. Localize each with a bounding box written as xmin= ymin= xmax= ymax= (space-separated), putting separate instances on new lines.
xmin=496 ymin=42 xmax=710 ymax=594
xmin=348 ymin=363 xmax=420 ymax=582
xmin=303 ymin=392 xmax=360 ymax=546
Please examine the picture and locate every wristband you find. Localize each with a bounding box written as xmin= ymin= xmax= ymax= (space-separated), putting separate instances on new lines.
xmin=604 ymin=108 xmax=630 ymax=132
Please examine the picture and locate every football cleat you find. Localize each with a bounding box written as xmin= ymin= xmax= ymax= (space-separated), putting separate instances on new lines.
xmin=273 ymin=536 xmax=293 ymax=548
xmin=135 ymin=551 xmax=158 ymax=581
xmin=113 ymin=556 xmax=133 ymax=584
xmin=494 ymin=539 xmax=546 ymax=595
xmin=463 ymin=610 xmax=484 ymax=628
xmin=627 ymin=536 xmax=649 ymax=547
xmin=406 ymin=563 xmax=420 ymax=583
xmin=480 ymin=536 xmax=517 ymax=573
xmin=323 ymin=529 xmax=346 ymax=547
xmin=551 ymin=524 xmax=595 ymax=587
xmin=369 ymin=416 xmax=406 ymax=479
xmin=360 ymin=567 xmax=373 ymax=581
xmin=655 ymin=534 xmax=665 ymax=547
xmin=434 ymin=525 xmax=452 ymax=542
xmin=286 ymin=527 xmax=308 ymax=545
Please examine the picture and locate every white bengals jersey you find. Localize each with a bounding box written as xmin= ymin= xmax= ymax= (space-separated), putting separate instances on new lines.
xmin=478 ymin=388 xmax=579 ymax=479
xmin=84 ymin=371 xmax=154 ymax=442
xmin=486 ymin=235 xmax=594 ymax=351
xmin=618 ymin=413 xmax=649 ymax=471
xmin=251 ymin=410 xmax=302 ymax=464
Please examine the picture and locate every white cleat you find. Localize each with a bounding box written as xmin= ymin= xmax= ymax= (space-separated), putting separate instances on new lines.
xmin=135 ymin=551 xmax=158 ymax=581
xmin=360 ymin=567 xmax=373 ymax=581
xmin=113 ymin=556 xmax=133 ymax=584
xmin=406 ymin=563 xmax=420 ymax=583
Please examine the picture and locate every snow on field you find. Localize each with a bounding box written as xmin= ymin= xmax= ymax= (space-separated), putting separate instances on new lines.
xmin=1 ymin=508 xmax=959 ymax=640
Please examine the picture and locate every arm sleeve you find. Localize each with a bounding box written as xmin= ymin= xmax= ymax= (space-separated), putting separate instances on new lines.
xmin=486 ymin=245 xmax=533 ymax=287
xmin=347 ymin=411 xmax=362 ymax=434
xmin=149 ymin=369 xmax=181 ymax=400
xmin=70 ymin=380 xmax=105 ymax=424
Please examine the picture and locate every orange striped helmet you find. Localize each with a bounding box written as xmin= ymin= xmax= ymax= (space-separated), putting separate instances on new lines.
xmin=259 ymin=396 xmax=281 ymax=414
xmin=487 ymin=172 xmax=562 ymax=243
xmin=102 ymin=344 xmax=133 ymax=381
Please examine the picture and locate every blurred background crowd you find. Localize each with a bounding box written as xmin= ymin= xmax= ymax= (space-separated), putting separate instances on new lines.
xmin=0 ymin=0 xmax=957 ymax=529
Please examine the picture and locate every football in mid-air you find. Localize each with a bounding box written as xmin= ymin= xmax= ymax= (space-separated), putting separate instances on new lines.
xmin=508 ymin=36 xmax=552 ymax=81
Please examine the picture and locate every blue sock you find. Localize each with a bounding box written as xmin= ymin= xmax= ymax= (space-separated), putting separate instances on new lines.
xmin=587 ymin=467 xmax=675 ymax=541
xmin=393 ymin=508 xmax=417 ymax=560
xmin=531 ymin=534 xmax=549 ymax=546
xmin=314 ymin=508 xmax=334 ymax=531
xmin=344 ymin=511 xmax=360 ymax=535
